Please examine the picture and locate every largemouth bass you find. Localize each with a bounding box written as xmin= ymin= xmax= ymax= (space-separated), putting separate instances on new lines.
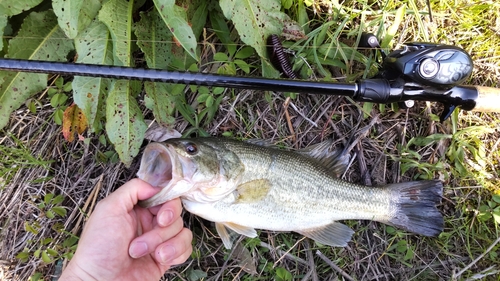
xmin=137 ymin=137 xmax=443 ymax=249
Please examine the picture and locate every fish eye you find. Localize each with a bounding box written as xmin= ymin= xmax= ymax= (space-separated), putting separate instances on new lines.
xmin=185 ymin=143 xmax=198 ymax=155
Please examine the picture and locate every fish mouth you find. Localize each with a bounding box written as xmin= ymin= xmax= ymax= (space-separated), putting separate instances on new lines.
xmin=137 ymin=143 xmax=184 ymax=207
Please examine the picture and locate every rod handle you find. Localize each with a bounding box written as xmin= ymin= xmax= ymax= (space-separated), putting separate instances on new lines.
xmin=472 ymin=86 xmax=500 ymax=112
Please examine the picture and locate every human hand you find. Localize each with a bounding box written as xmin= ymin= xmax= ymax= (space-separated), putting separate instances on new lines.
xmin=60 ymin=179 xmax=193 ymax=281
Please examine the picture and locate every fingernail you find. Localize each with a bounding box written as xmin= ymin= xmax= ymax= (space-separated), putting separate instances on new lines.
xmin=159 ymin=210 xmax=173 ymax=227
xmin=159 ymin=245 xmax=176 ymax=264
xmin=129 ymin=241 xmax=148 ymax=258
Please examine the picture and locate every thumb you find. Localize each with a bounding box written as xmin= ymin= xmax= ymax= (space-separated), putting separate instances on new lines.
xmin=100 ymin=179 xmax=161 ymax=212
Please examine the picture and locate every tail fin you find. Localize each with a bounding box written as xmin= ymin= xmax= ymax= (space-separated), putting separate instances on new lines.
xmin=387 ymin=180 xmax=443 ymax=236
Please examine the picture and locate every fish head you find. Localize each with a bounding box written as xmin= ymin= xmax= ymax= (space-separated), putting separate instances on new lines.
xmin=137 ymin=138 xmax=244 ymax=208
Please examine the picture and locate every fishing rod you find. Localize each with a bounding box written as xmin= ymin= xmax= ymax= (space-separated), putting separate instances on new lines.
xmin=0 ymin=34 xmax=499 ymax=121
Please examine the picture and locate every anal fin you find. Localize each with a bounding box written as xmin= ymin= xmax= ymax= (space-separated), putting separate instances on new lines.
xmin=298 ymin=222 xmax=354 ymax=247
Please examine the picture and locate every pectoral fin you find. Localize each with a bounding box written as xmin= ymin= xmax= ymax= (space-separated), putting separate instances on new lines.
xmin=298 ymin=222 xmax=354 ymax=247
xmin=236 ymin=179 xmax=271 ymax=203
xmin=216 ymin=222 xmax=258 ymax=249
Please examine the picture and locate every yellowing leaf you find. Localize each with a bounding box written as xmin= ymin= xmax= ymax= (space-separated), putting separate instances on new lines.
xmin=62 ymin=104 xmax=88 ymax=142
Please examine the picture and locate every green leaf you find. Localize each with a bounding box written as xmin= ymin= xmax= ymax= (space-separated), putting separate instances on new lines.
xmin=219 ymin=0 xmax=287 ymax=59
xmin=46 ymin=210 xmax=55 ymax=219
xmin=44 ymin=193 xmax=54 ymax=204
xmin=105 ymin=80 xmax=147 ymax=167
xmin=54 ymin=108 xmax=64 ymax=125
xmin=41 ymin=238 xmax=53 ymax=245
xmin=235 ymin=46 xmax=255 ymax=59
xmin=197 ymin=93 xmax=209 ymax=103
xmin=24 ymin=222 xmax=39 ymax=234
xmin=53 ymin=0 xmax=104 ymax=38
xmin=0 ymin=10 xmax=74 ymax=130
xmin=282 ymin=0 xmax=293 ymax=9
xmin=16 ymin=251 xmax=30 ymax=262
xmin=73 ymin=19 xmax=113 ymax=133
xmin=63 ymin=236 xmax=79 ymax=248
xmin=213 ymin=52 xmax=229 ymax=62
xmin=234 ymin=59 xmax=251 ymax=73
xmin=275 ymin=267 xmax=293 ymax=281
xmin=205 ymin=95 xmax=214 ymax=107
xmin=0 ymin=14 xmax=7 ymax=51
xmin=0 ymin=0 xmax=44 ymax=16
xmin=52 ymin=206 xmax=67 ymax=217
xmin=136 ymin=9 xmax=184 ymax=70
xmin=52 ymin=194 xmax=64 ymax=205
xmin=144 ymin=82 xmax=177 ymax=127
xmin=493 ymin=194 xmax=500 ymax=204
xmin=99 ymin=0 xmax=134 ymax=66
xmin=41 ymin=250 xmax=52 ymax=263
xmin=153 ymin=0 xmax=199 ymax=61
xmin=46 ymin=248 xmax=58 ymax=257
xmin=186 ymin=269 xmax=208 ymax=281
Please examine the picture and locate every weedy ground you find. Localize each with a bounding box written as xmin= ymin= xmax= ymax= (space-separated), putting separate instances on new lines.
xmin=1 ymin=0 xmax=500 ymax=280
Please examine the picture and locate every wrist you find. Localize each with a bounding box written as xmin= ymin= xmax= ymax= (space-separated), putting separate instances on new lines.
xmin=59 ymin=260 xmax=99 ymax=281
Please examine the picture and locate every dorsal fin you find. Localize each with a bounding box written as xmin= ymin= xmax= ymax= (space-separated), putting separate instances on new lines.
xmin=245 ymin=138 xmax=279 ymax=148
xmin=296 ymin=140 xmax=350 ymax=177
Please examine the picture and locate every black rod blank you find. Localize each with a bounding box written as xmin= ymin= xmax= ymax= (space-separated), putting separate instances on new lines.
xmin=0 ymin=58 xmax=358 ymax=97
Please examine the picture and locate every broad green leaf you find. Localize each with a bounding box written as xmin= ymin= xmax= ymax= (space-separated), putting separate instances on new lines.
xmin=41 ymin=250 xmax=52 ymax=263
xmin=135 ymin=9 xmax=178 ymax=70
xmin=105 ymin=80 xmax=147 ymax=167
xmin=53 ymin=0 xmax=105 ymax=39
xmin=51 ymin=206 xmax=67 ymax=217
xmin=0 ymin=0 xmax=44 ymax=16
xmin=73 ymin=19 xmax=113 ymax=133
xmin=144 ymin=82 xmax=177 ymax=127
xmin=219 ymin=0 xmax=287 ymax=59
xmin=135 ymin=10 xmax=184 ymax=127
xmin=0 ymin=14 xmax=7 ymax=51
xmin=98 ymin=0 xmax=134 ymax=66
xmin=0 ymin=11 xmax=74 ymax=130
xmin=153 ymin=0 xmax=199 ymax=61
